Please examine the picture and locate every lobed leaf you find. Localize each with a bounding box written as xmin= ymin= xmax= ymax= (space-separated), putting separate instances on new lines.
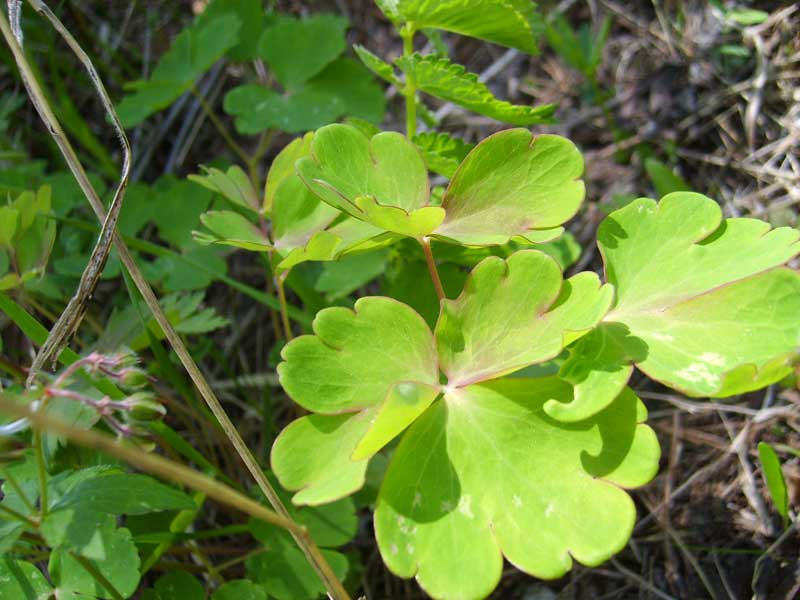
xmin=599 ymin=192 xmax=800 ymax=397
xmin=436 ymin=250 xmax=613 ymax=386
xmin=193 ymin=210 xmax=272 ymax=252
xmin=434 ymin=129 xmax=584 ymax=246
xmin=188 ymin=165 xmax=260 ymax=214
xmin=375 ymin=377 xmax=659 ymax=599
xmin=412 ymin=131 xmax=475 ymax=179
xmin=395 ymin=54 xmax=555 ymax=126
xmin=376 ymin=0 xmax=543 ymax=54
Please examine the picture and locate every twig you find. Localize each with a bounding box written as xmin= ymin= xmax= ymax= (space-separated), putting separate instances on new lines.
xmin=0 ymin=7 xmax=349 ymax=598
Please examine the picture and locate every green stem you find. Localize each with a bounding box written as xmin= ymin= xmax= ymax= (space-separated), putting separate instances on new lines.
xmin=401 ymin=23 xmax=417 ymax=137
xmin=71 ymin=552 xmax=124 ymax=600
xmin=420 ymin=237 xmax=445 ymax=300
xmin=276 ymin=271 xmax=294 ymax=341
xmin=192 ymin=86 xmax=251 ymax=167
xmin=32 ymin=428 xmax=48 ymax=519
xmin=0 ymin=501 xmax=38 ymax=528
xmin=0 ymin=466 xmax=37 ymax=515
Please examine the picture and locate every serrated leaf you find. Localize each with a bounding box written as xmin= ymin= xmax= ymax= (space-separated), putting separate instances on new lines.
xmin=258 ymin=13 xmax=348 ymax=89
xmin=0 ymin=560 xmax=52 ymax=598
xmin=412 ymin=131 xmax=475 ymax=179
xmin=375 ymin=378 xmax=659 ymax=599
xmin=757 ymin=442 xmax=789 ymax=522
xmin=193 ymin=210 xmax=272 ymax=251
xmin=396 ymin=54 xmax=555 ymax=126
xmin=278 ymin=296 xmax=439 ymax=413
xmin=600 ymin=192 xmax=800 ymax=397
xmin=354 ymin=44 xmax=400 ymax=85
xmin=52 ymin=473 xmax=196 ymax=515
xmin=437 ymin=250 xmax=612 ymax=386
xmin=376 ymin=0 xmax=543 ymax=54
xmin=118 ymin=15 xmax=241 ymax=126
xmin=297 ymin=124 xmax=441 ymax=236
xmin=433 ymin=129 xmax=584 ymax=246
xmin=188 ymin=165 xmax=260 ymax=213
xmin=224 ymin=59 xmax=385 ymax=134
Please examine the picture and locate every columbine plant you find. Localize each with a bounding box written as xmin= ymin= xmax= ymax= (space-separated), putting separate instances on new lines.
xmin=186 ymin=1 xmax=800 ymax=598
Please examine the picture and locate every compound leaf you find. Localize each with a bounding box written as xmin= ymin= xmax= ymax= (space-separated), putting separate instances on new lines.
xmin=188 ymin=165 xmax=260 ymax=214
xmin=258 ymin=13 xmax=348 ymax=89
xmin=376 ymin=0 xmax=543 ymax=54
xmin=436 ymin=250 xmax=613 ymax=386
xmin=118 ymin=15 xmax=241 ymax=126
xmin=375 ymin=377 xmax=659 ymax=600
xmin=600 ymin=192 xmax=800 ymax=397
xmin=296 ymin=124 xmax=441 ymax=237
xmin=396 ymin=54 xmax=555 ymax=126
xmin=434 ymin=129 xmax=584 ymax=246
xmin=199 ymin=0 xmax=267 ymax=61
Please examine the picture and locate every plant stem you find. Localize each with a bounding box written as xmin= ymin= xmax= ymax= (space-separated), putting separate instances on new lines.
xmin=401 ymin=23 xmax=417 ymax=137
xmin=276 ymin=272 xmax=294 ymax=341
xmin=0 ymin=501 xmax=38 ymax=528
xmin=32 ymin=427 xmax=48 ymax=518
xmin=191 ymin=86 xmax=251 ymax=167
xmin=1 ymin=11 xmax=349 ymax=597
xmin=71 ymin=552 xmax=124 ymax=600
xmin=420 ymin=237 xmax=445 ymax=300
xmin=0 ymin=466 xmax=37 ymax=515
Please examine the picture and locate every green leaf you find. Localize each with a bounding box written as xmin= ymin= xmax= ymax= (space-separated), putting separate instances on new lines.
xmin=0 ymin=560 xmax=52 ymax=598
xmin=354 ymin=44 xmax=401 ymax=86
xmin=272 ymin=168 xmax=339 ymax=252
xmin=375 ymin=378 xmax=659 ymax=599
xmin=265 ymin=132 xmax=313 ymax=213
xmin=224 ymin=59 xmax=385 ymax=135
xmin=188 ymin=165 xmax=260 ymax=213
xmin=412 ymin=131 xmax=475 ymax=179
xmin=436 ymin=250 xmax=612 ymax=385
xmin=600 ymin=192 xmax=800 ymax=397
xmin=296 ymin=124 xmax=441 ymax=237
xmin=643 ymin=158 xmax=690 ymax=197
xmin=376 ymin=0 xmax=543 ymax=53
xmin=258 ymin=13 xmax=348 ymax=89
xmin=117 ymin=15 xmax=241 ymax=126
xmin=146 ymin=571 xmax=205 ymax=600
xmin=246 ymin=535 xmax=348 ymax=600
xmin=0 ymin=521 xmax=24 ymax=554
xmin=271 ymin=412 xmax=373 ymax=505
xmin=314 ymin=250 xmax=390 ymax=300
xmin=0 ymin=206 xmax=18 ymax=248
xmin=52 ymin=473 xmax=196 ymax=515
xmin=193 ymin=210 xmax=273 ymax=251
xmin=199 ymin=0 xmax=267 ymax=61
xmin=725 ymin=8 xmax=769 ymax=26
xmin=434 ymin=129 xmax=584 ymax=245
xmin=213 ymin=580 xmax=266 ymax=600
xmin=396 ymin=54 xmax=555 ymax=126
xmin=757 ymin=442 xmax=789 ymax=522
xmin=48 ymin=522 xmax=141 ymax=598
xmin=279 ymin=296 xmax=439 ymax=413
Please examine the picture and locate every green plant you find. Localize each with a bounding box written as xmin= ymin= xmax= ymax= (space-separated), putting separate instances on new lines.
xmin=2 ymin=1 xmax=799 ymax=599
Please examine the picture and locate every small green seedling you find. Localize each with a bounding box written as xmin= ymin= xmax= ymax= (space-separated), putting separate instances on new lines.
xmin=757 ymin=441 xmax=790 ymax=528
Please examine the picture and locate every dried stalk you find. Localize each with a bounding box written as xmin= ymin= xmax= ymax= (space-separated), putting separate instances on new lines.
xmin=1 ymin=4 xmax=349 ymax=598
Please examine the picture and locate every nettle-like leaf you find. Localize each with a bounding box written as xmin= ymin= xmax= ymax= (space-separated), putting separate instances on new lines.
xmin=376 ymin=378 xmax=659 ymax=599
xmin=376 ymin=0 xmax=543 ymax=54
xmin=396 ymin=54 xmax=555 ymax=126
xmin=224 ymin=59 xmax=384 ymax=135
xmin=596 ymin=192 xmax=800 ymax=398
xmin=117 ymin=15 xmax=241 ymax=126
xmin=412 ymin=131 xmax=475 ymax=179
xmin=297 ymin=124 xmax=445 ymax=238
xmin=354 ymin=45 xmax=401 ymax=86
xmin=436 ymin=128 xmax=584 ymax=245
